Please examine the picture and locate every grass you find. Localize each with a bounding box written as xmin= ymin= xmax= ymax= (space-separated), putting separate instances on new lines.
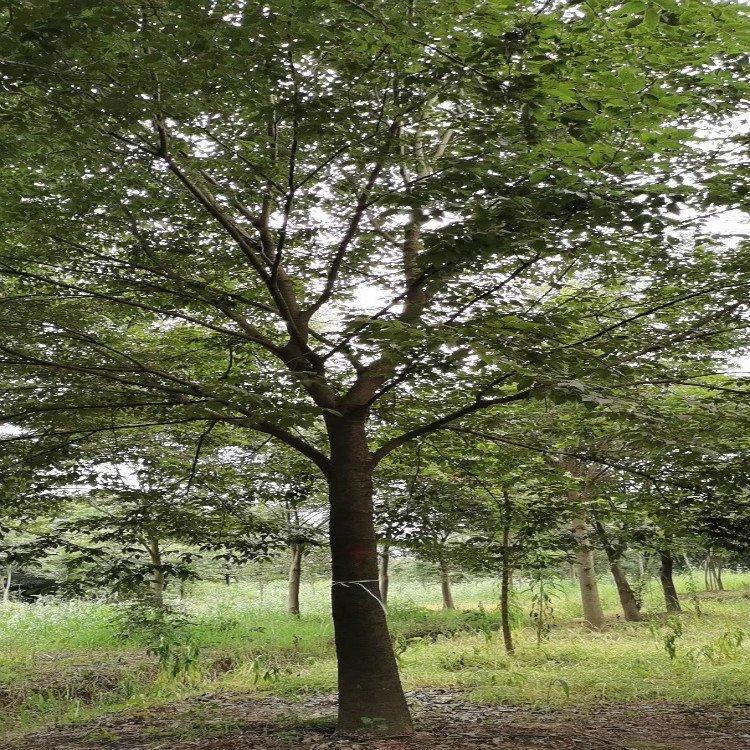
xmin=1 ymin=571 xmax=749 ymax=739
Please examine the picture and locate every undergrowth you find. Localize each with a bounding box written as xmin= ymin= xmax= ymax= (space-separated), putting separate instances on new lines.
xmin=1 ymin=573 xmax=749 ymax=739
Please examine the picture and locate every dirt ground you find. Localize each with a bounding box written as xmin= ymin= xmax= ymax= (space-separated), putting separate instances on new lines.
xmin=5 ymin=690 xmax=750 ymax=750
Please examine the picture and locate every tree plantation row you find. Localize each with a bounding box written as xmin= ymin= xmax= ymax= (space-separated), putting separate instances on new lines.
xmin=1 ymin=0 xmax=749 ymax=737
xmin=3 ymin=404 xmax=749 ymax=644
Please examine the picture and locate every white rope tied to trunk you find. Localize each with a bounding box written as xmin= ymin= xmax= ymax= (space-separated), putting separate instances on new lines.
xmin=331 ymin=579 xmax=387 ymax=617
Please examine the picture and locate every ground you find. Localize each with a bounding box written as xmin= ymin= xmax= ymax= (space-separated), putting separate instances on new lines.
xmin=2 ymin=575 xmax=750 ymax=748
xmin=5 ymin=690 xmax=750 ymax=750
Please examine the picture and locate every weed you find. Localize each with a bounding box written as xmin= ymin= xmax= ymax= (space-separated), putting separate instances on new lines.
xmin=650 ymin=616 xmax=684 ymax=660
xmin=691 ymin=628 xmax=745 ymax=664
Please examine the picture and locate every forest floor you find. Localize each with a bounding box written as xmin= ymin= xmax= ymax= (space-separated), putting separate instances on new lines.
xmin=4 ymin=689 xmax=750 ymax=750
xmin=2 ymin=576 xmax=750 ymax=748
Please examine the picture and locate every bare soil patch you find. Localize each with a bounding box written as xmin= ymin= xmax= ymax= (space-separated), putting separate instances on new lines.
xmin=4 ymin=690 xmax=750 ymax=750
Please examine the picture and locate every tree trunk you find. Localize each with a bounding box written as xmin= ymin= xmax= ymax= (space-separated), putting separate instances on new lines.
xmin=609 ymin=559 xmax=643 ymax=622
xmin=379 ymin=539 xmax=390 ymax=607
xmin=593 ymin=521 xmax=643 ymax=622
xmin=715 ymin=559 xmax=725 ymax=591
xmin=147 ymin=537 xmax=165 ymax=609
xmin=500 ymin=561 xmax=513 ymax=653
xmin=571 ymin=516 xmax=605 ymax=629
xmin=2 ymin=564 xmax=11 ymax=602
xmin=326 ymin=413 xmax=412 ymax=735
xmin=439 ymin=557 xmax=455 ymax=610
xmin=500 ymin=490 xmax=514 ymax=653
xmin=703 ymin=555 xmax=711 ymax=590
xmin=659 ymin=550 xmax=681 ymax=613
xmin=288 ymin=543 xmax=303 ymax=616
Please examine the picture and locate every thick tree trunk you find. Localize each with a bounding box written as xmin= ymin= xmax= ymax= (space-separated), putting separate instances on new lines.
xmin=2 ymin=564 xmax=11 ymax=602
xmin=439 ymin=557 xmax=455 ymax=610
xmin=571 ymin=516 xmax=605 ymax=629
xmin=379 ymin=539 xmax=390 ymax=607
xmin=326 ymin=414 xmax=412 ymax=735
xmin=659 ymin=550 xmax=681 ymax=613
xmin=288 ymin=543 xmax=303 ymax=616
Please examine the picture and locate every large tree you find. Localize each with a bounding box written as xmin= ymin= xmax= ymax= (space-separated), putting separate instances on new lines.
xmin=1 ymin=0 xmax=748 ymax=733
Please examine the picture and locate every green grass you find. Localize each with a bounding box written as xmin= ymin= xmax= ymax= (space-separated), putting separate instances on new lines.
xmin=1 ymin=572 xmax=749 ymax=739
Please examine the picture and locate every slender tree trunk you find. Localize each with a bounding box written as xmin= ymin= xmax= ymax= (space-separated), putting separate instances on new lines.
xmin=716 ymin=560 xmax=725 ymax=591
xmin=379 ymin=538 xmax=390 ymax=606
xmin=325 ymin=413 xmax=412 ymax=735
xmin=2 ymin=564 xmax=11 ymax=602
xmin=439 ymin=557 xmax=455 ymax=610
xmin=288 ymin=543 xmax=303 ymax=616
xmin=571 ymin=516 xmax=605 ymax=629
xmin=147 ymin=537 xmax=165 ymax=608
xmin=609 ymin=559 xmax=644 ymax=621
xmin=703 ymin=555 xmax=711 ymax=590
xmin=593 ymin=521 xmax=643 ymax=622
xmin=500 ymin=560 xmax=513 ymax=653
xmin=703 ymin=549 xmax=723 ymax=591
xmin=659 ymin=550 xmax=681 ymax=613
xmin=500 ymin=490 xmax=514 ymax=653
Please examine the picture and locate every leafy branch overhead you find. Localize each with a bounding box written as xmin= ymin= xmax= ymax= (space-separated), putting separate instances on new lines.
xmin=0 ymin=0 xmax=748 ymax=464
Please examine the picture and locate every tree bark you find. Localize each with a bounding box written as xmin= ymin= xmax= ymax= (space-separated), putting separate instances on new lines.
xmin=500 ymin=490 xmax=514 ymax=653
xmin=326 ymin=413 xmax=412 ymax=735
xmin=571 ymin=516 xmax=605 ymax=629
xmin=288 ymin=543 xmax=303 ymax=616
xmin=2 ymin=564 xmax=11 ymax=602
xmin=609 ymin=559 xmax=643 ymax=622
xmin=147 ymin=537 xmax=165 ymax=609
xmin=659 ymin=550 xmax=681 ymax=613
xmin=500 ymin=560 xmax=514 ymax=653
xmin=439 ymin=557 xmax=455 ymax=610
xmin=379 ymin=539 xmax=390 ymax=607
xmin=593 ymin=521 xmax=643 ymax=622
xmin=704 ymin=551 xmax=716 ymax=590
